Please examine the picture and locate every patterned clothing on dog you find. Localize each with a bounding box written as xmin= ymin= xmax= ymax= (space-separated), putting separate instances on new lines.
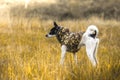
xmin=56 ymin=27 xmax=83 ymax=53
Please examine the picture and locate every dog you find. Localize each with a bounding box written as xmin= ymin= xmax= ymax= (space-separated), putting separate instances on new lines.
xmin=79 ymin=25 xmax=99 ymax=66
xmin=46 ymin=22 xmax=99 ymax=67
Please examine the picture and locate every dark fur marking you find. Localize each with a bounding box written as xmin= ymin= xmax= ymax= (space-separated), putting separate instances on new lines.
xmin=89 ymin=30 xmax=96 ymax=38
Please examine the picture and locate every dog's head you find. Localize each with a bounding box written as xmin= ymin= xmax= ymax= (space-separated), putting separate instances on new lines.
xmin=85 ymin=25 xmax=99 ymax=38
xmin=46 ymin=22 xmax=60 ymax=38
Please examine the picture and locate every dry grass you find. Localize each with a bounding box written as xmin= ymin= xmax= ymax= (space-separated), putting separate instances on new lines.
xmin=0 ymin=17 xmax=120 ymax=80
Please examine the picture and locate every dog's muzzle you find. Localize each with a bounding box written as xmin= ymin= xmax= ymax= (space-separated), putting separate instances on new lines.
xmin=45 ymin=34 xmax=55 ymax=38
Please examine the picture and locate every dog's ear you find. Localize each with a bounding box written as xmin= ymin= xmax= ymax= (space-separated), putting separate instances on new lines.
xmin=54 ymin=21 xmax=58 ymax=27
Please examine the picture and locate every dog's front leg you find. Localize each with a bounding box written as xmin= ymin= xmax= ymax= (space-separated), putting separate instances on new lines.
xmin=60 ymin=45 xmax=67 ymax=65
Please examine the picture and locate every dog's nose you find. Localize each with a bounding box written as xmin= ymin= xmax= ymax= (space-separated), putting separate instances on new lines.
xmin=45 ymin=34 xmax=48 ymax=37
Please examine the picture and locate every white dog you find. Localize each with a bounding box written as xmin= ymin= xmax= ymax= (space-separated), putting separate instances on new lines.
xmin=79 ymin=25 xmax=99 ymax=66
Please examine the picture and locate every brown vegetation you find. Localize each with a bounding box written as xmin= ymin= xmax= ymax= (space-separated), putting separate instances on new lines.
xmin=10 ymin=0 xmax=120 ymax=20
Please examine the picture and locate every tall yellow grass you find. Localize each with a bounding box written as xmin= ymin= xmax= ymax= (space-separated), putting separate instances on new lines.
xmin=0 ymin=17 xmax=120 ymax=80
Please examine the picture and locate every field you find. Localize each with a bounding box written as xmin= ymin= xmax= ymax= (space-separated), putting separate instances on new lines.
xmin=0 ymin=17 xmax=120 ymax=80
xmin=0 ymin=0 xmax=120 ymax=80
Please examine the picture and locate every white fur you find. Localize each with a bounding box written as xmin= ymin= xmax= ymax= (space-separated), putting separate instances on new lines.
xmin=46 ymin=34 xmax=55 ymax=38
xmin=60 ymin=45 xmax=78 ymax=65
xmin=60 ymin=45 xmax=67 ymax=65
xmin=79 ymin=25 xmax=99 ymax=67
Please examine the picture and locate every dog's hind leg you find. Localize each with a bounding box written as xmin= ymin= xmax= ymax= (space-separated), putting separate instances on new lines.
xmin=60 ymin=45 xmax=67 ymax=65
xmin=73 ymin=53 xmax=77 ymax=64
xmin=85 ymin=38 xmax=99 ymax=67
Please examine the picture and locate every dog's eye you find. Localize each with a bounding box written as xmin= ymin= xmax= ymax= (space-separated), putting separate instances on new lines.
xmin=49 ymin=29 xmax=56 ymax=35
